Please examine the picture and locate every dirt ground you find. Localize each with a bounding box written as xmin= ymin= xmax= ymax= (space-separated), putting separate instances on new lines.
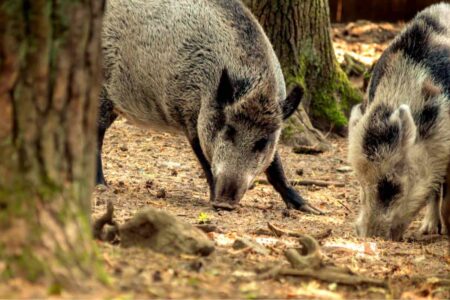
xmin=92 ymin=120 xmax=449 ymax=299
xmin=3 ymin=21 xmax=449 ymax=299
xmin=87 ymin=21 xmax=450 ymax=299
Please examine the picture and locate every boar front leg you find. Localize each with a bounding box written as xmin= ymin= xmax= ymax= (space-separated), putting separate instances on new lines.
xmin=419 ymin=190 xmax=442 ymax=235
xmin=265 ymin=152 xmax=323 ymax=215
xmin=189 ymin=137 xmax=214 ymax=201
xmin=441 ymin=165 xmax=450 ymax=238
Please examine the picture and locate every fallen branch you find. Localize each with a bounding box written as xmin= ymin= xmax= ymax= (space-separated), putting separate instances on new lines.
xmin=255 ymin=179 xmax=345 ymax=188
xmin=279 ymin=267 xmax=387 ymax=287
xmin=293 ymin=145 xmax=324 ymax=155
xmin=265 ymin=232 xmax=387 ymax=288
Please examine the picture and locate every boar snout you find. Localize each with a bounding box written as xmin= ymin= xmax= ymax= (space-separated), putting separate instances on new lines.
xmin=212 ymin=175 xmax=249 ymax=210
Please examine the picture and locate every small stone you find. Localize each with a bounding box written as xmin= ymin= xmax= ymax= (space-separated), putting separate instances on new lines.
xmin=153 ymin=271 xmax=162 ymax=282
xmin=295 ymin=169 xmax=304 ymax=176
xmin=95 ymin=198 xmax=105 ymax=206
xmin=145 ymin=180 xmax=154 ymax=189
xmin=337 ymin=166 xmax=352 ymax=173
xmin=188 ymin=260 xmax=203 ymax=272
xmin=96 ymin=184 xmax=108 ymax=193
xmin=156 ymin=188 xmax=167 ymax=199
xmin=118 ymin=181 xmax=125 ymax=187
xmin=120 ymin=145 xmax=128 ymax=152
xmin=282 ymin=209 xmax=291 ymax=218
xmin=171 ymin=169 xmax=178 ymax=176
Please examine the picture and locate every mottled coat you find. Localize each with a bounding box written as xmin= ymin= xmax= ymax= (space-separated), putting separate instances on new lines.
xmin=348 ymin=3 xmax=450 ymax=240
xmin=97 ymin=0 xmax=319 ymax=213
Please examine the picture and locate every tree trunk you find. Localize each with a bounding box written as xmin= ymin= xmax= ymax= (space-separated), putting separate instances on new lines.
xmin=244 ymin=0 xmax=362 ymax=143
xmin=0 ymin=0 xmax=106 ymax=291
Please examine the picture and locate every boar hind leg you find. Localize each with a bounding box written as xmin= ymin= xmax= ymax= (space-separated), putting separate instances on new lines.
xmin=265 ymin=152 xmax=324 ymax=215
xmin=96 ymin=91 xmax=118 ymax=185
xmin=441 ymin=166 xmax=450 ymax=238
xmin=419 ymin=191 xmax=442 ymax=235
xmin=189 ymin=137 xmax=214 ymax=201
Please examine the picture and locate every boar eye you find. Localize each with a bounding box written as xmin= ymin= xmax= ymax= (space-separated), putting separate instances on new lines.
xmin=224 ymin=125 xmax=236 ymax=142
xmin=377 ymin=177 xmax=401 ymax=208
xmin=253 ymin=138 xmax=268 ymax=152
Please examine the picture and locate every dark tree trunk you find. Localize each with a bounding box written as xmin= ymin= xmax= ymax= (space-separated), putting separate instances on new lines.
xmin=0 ymin=0 xmax=106 ymax=290
xmin=244 ymin=0 xmax=362 ymax=144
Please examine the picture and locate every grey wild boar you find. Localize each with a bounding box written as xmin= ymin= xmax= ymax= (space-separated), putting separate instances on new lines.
xmin=348 ymin=3 xmax=450 ymax=240
xmin=97 ymin=0 xmax=322 ymax=213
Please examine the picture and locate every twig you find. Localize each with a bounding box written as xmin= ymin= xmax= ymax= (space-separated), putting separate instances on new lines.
xmin=255 ymin=179 xmax=345 ymax=188
xmin=267 ymin=222 xmax=288 ymax=237
xmin=293 ymin=145 xmax=324 ymax=155
xmin=337 ymin=199 xmax=353 ymax=213
xmin=291 ymin=179 xmax=345 ymax=188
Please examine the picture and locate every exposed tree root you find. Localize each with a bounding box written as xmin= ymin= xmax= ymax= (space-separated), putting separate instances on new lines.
xmin=278 ymin=267 xmax=387 ymax=287
xmin=92 ymin=200 xmax=119 ymax=242
xmin=285 ymin=235 xmax=322 ymax=269
xmin=260 ymin=232 xmax=387 ymax=288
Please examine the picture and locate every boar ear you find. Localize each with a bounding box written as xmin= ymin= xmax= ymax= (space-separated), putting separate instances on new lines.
xmin=349 ymin=104 xmax=364 ymax=132
xmin=390 ymin=104 xmax=417 ymax=147
xmin=216 ymin=69 xmax=235 ymax=107
xmin=282 ymin=85 xmax=303 ymax=120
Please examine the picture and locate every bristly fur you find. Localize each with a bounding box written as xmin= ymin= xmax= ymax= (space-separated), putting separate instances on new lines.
xmin=99 ymin=0 xmax=302 ymax=206
xmin=348 ymin=2 xmax=450 ymax=240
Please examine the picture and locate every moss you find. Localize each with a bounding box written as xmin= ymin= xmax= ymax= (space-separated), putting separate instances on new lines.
xmin=308 ymin=65 xmax=362 ymax=128
xmin=283 ymin=38 xmax=363 ymax=130
xmin=18 ymin=249 xmax=47 ymax=281
xmin=48 ymin=282 xmax=63 ymax=296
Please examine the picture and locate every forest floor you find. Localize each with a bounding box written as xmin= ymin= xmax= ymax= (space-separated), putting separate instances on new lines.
xmin=2 ymin=21 xmax=448 ymax=299
xmin=87 ymin=21 xmax=449 ymax=299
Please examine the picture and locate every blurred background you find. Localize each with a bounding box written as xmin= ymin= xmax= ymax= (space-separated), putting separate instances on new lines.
xmin=329 ymin=0 xmax=444 ymax=21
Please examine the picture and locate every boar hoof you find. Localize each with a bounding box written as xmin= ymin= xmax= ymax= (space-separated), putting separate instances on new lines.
xmin=419 ymin=217 xmax=442 ymax=235
xmin=212 ymin=202 xmax=238 ymax=211
xmin=283 ymin=188 xmax=324 ymax=215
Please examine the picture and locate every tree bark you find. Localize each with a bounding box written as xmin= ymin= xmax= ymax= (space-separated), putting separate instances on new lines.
xmin=0 ymin=0 xmax=106 ymax=290
xmin=244 ymin=0 xmax=362 ymax=143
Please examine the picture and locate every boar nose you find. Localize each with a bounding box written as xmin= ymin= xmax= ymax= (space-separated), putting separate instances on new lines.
xmin=218 ymin=179 xmax=238 ymax=200
xmin=212 ymin=176 xmax=244 ymax=210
